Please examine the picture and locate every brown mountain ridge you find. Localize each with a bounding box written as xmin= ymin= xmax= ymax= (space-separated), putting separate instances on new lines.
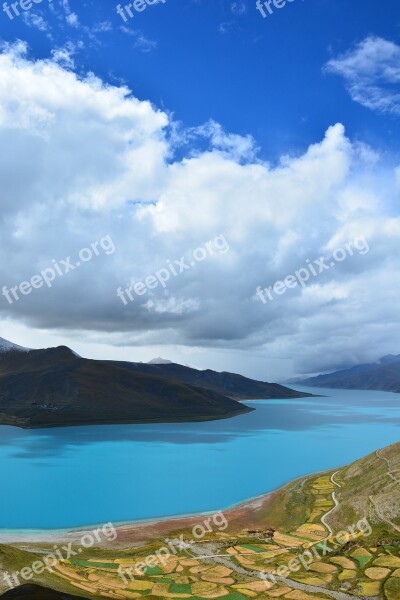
xmin=0 ymin=338 xmax=312 ymax=428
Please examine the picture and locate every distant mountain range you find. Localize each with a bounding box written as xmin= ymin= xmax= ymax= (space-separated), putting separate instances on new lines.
xmin=0 ymin=337 xmax=311 ymax=428
xmin=111 ymin=359 xmax=310 ymax=401
xmin=296 ymin=354 xmax=400 ymax=393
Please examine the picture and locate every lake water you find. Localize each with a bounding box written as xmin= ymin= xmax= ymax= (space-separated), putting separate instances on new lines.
xmin=1 ymin=386 xmax=400 ymax=531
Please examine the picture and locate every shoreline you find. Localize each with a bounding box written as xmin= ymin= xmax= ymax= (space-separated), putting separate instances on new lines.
xmin=0 ymin=405 xmax=254 ymax=431
xmin=0 ymin=387 xmax=316 ymax=431
xmin=0 ymin=388 xmax=350 ymax=544
xmin=0 ymin=491 xmax=276 ymax=543
xmin=0 ymin=465 xmax=340 ymax=545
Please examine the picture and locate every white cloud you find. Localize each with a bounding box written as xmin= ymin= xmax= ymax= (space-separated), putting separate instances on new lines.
xmin=325 ymin=36 xmax=400 ymax=115
xmin=0 ymin=44 xmax=168 ymax=213
xmin=22 ymin=11 xmax=51 ymax=33
xmin=92 ymin=21 xmax=113 ymax=33
xmin=51 ymin=41 xmax=82 ymax=69
xmin=60 ymin=0 xmax=79 ymax=27
xmin=120 ymin=26 xmax=158 ymax=52
xmin=0 ymin=45 xmax=399 ymax=377
xmin=231 ymin=2 xmax=247 ymax=16
xmin=66 ymin=12 xmax=79 ymax=27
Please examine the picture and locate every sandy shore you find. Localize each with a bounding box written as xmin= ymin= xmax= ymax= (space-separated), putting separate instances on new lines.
xmin=0 ymin=489 xmax=278 ymax=546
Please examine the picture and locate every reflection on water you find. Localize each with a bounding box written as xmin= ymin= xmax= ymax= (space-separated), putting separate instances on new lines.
xmin=1 ymin=387 xmax=399 ymax=530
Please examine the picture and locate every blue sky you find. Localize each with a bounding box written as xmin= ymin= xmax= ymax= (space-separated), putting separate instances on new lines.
xmin=2 ymin=0 xmax=400 ymax=160
xmin=0 ymin=0 xmax=400 ymax=379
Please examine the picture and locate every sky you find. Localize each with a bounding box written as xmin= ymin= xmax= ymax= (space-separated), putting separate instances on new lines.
xmin=0 ymin=0 xmax=399 ymax=380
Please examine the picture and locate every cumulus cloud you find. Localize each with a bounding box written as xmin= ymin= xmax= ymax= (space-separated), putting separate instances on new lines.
xmin=325 ymin=36 xmax=400 ymax=115
xmin=0 ymin=45 xmax=399 ymax=376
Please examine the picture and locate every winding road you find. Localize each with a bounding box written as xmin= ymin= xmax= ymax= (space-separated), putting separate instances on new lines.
xmin=320 ymin=471 xmax=341 ymax=537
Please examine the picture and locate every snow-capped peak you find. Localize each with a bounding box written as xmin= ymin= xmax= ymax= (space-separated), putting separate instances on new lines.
xmin=0 ymin=337 xmax=30 ymax=354
xmin=147 ymin=357 xmax=173 ymax=365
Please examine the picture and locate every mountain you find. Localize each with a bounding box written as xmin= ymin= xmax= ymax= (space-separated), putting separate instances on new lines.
xmin=113 ymin=360 xmax=313 ymax=401
xmin=0 ymin=344 xmax=252 ymax=428
xmin=296 ymin=354 xmax=400 ymax=393
xmin=0 ymin=337 xmax=29 ymax=354
xmin=0 ymin=338 xmax=310 ymax=429
xmin=147 ymin=357 xmax=173 ymax=365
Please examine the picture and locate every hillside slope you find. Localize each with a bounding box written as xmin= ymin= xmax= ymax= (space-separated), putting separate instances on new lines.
xmin=0 ymin=344 xmax=251 ymax=428
xmin=110 ymin=360 xmax=313 ymax=400
xmin=0 ymin=336 xmax=311 ymax=428
xmin=257 ymin=441 xmax=400 ymax=537
xmin=298 ymin=355 xmax=400 ymax=393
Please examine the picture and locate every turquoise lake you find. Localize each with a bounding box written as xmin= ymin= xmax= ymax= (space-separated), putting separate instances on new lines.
xmin=1 ymin=386 xmax=400 ymax=531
